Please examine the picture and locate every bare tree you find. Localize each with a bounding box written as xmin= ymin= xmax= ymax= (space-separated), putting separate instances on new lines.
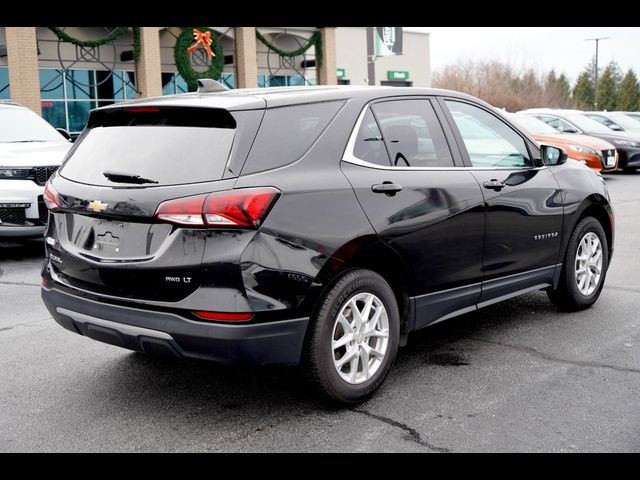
xmin=433 ymin=60 xmax=572 ymax=112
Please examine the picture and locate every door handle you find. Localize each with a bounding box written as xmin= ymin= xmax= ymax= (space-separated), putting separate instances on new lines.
xmin=371 ymin=182 xmax=403 ymax=196
xmin=483 ymin=179 xmax=505 ymax=191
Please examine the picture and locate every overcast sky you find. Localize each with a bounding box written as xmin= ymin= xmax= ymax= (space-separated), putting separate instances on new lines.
xmin=406 ymin=27 xmax=640 ymax=84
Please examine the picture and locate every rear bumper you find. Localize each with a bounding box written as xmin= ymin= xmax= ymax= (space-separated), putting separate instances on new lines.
xmin=41 ymin=286 xmax=309 ymax=366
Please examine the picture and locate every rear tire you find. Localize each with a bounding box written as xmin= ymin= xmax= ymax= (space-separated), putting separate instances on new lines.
xmin=547 ymin=216 xmax=608 ymax=311
xmin=305 ymin=269 xmax=400 ymax=404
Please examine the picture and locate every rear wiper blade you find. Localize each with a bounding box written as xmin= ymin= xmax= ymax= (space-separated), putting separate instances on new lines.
xmin=103 ymin=170 xmax=159 ymax=184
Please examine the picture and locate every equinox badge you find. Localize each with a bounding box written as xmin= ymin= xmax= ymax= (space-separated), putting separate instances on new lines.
xmin=87 ymin=200 xmax=108 ymax=213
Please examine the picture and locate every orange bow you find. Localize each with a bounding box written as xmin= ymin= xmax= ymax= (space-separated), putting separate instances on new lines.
xmin=187 ymin=29 xmax=215 ymax=59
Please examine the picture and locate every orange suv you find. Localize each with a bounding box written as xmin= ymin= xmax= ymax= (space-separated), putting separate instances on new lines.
xmin=508 ymin=113 xmax=617 ymax=172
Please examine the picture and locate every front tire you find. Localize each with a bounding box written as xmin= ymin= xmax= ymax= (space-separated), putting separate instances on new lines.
xmin=305 ymin=269 xmax=400 ymax=404
xmin=547 ymin=216 xmax=609 ymax=311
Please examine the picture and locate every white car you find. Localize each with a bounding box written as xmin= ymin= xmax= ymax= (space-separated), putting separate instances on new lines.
xmin=0 ymin=102 xmax=72 ymax=238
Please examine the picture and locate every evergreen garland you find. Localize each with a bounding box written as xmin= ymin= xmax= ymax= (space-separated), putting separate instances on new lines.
xmin=48 ymin=27 xmax=141 ymax=61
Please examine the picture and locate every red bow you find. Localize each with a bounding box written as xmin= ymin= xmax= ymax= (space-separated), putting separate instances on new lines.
xmin=187 ymin=29 xmax=215 ymax=59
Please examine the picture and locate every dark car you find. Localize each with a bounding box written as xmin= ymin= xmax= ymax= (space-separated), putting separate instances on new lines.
xmin=518 ymin=108 xmax=640 ymax=172
xmin=41 ymin=85 xmax=614 ymax=403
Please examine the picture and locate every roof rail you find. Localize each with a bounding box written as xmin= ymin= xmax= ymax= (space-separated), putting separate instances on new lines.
xmin=197 ymin=79 xmax=229 ymax=93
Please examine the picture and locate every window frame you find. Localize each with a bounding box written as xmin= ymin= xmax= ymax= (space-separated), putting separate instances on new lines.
xmin=437 ymin=97 xmax=543 ymax=170
xmin=342 ymin=96 xmax=461 ymax=170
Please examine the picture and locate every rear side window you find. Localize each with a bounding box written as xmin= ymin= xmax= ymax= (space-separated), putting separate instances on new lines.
xmin=60 ymin=107 xmax=238 ymax=187
xmin=241 ymin=101 xmax=345 ymax=175
xmin=353 ymin=108 xmax=390 ymax=166
xmin=371 ymin=99 xmax=454 ymax=168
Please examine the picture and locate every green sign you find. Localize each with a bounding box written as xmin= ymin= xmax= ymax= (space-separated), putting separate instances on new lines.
xmin=375 ymin=27 xmax=403 ymax=56
xmin=336 ymin=68 xmax=346 ymax=79
xmin=387 ymin=70 xmax=409 ymax=81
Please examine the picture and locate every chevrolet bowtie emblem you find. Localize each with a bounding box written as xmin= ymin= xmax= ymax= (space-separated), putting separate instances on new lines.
xmin=87 ymin=200 xmax=108 ymax=212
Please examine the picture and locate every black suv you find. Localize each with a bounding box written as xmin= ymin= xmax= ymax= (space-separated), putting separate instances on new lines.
xmin=42 ymin=86 xmax=614 ymax=403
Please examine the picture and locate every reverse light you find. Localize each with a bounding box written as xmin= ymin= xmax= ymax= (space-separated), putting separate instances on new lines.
xmin=156 ymin=194 xmax=208 ymax=226
xmin=155 ymin=187 xmax=280 ymax=228
xmin=193 ymin=311 xmax=253 ymax=322
xmin=43 ymin=182 xmax=61 ymax=211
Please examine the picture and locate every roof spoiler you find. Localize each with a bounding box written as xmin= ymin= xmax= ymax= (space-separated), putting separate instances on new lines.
xmin=197 ymin=79 xmax=229 ymax=93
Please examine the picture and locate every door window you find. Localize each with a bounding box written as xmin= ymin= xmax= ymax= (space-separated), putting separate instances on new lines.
xmin=445 ymin=101 xmax=532 ymax=168
xmin=371 ymin=100 xmax=454 ymax=168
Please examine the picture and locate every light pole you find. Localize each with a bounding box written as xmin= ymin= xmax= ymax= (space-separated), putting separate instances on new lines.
xmin=585 ymin=37 xmax=611 ymax=109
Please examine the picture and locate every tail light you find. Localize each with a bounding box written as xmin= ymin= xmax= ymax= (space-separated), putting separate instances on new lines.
xmin=43 ymin=182 xmax=61 ymax=211
xmin=155 ymin=187 xmax=280 ymax=228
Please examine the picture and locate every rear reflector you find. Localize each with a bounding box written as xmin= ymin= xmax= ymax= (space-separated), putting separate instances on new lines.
xmin=155 ymin=187 xmax=280 ymax=228
xmin=193 ymin=311 xmax=253 ymax=322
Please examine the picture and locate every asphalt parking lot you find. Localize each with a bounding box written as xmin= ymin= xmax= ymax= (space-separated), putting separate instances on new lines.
xmin=1 ymin=172 xmax=639 ymax=453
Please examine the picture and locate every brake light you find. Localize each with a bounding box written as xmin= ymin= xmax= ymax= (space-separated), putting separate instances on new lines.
xmin=193 ymin=311 xmax=253 ymax=322
xmin=126 ymin=107 xmax=160 ymax=113
xmin=43 ymin=182 xmax=61 ymax=211
xmin=155 ymin=187 xmax=280 ymax=228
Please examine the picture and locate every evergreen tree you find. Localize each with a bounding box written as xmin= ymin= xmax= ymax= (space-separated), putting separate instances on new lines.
xmin=597 ymin=61 xmax=621 ymax=111
xmin=618 ymin=69 xmax=640 ymax=111
xmin=573 ymin=70 xmax=595 ymax=110
xmin=545 ymin=70 xmax=572 ymax=107
xmin=557 ymin=74 xmax=571 ymax=100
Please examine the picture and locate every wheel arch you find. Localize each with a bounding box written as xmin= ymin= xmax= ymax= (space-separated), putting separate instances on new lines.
xmin=301 ymin=236 xmax=414 ymax=347
xmin=563 ymin=195 xmax=614 ymax=263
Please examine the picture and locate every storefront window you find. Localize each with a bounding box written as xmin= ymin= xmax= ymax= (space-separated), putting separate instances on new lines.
xmin=221 ymin=73 xmax=235 ymax=89
xmin=287 ymin=75 xmax=305 ymax=86
xmin=257 ymin=73 xmax=312 ymax=88
xmin=0 ymin=67 xmax=11 ymax=100
xmin=67 ymin=102 xmax=94 ymax=132
xmin=0 ymin=67 xmax=9 ymax=100
xmin=39 ymin=68 xmax=137 ymax=134
xmin=65 ymin=70 xmax=95 ymax=100
xmin=268 ymin=76 xmax=287 ymax=87
xmin=41 ymin=101 xmax=65 ymax=129
xmin=40 ymin=70 xmax=64 ymax=99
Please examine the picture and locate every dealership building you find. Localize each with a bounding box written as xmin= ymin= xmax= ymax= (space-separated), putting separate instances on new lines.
xmin=0 ymin=27 xmax=430 ymax=135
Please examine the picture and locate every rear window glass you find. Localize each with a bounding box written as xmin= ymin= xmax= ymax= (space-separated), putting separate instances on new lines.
xmin=60 ymin=108 xmax=237 ymax=187
xmin=242 ymin=101 xmax=345 ymax=175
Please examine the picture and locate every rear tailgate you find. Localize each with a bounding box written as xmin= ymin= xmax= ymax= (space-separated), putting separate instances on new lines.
xmin=46 ymin=105 xmax=263 ymax=302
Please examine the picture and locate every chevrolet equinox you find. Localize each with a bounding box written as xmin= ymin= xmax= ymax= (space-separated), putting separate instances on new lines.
xmin=41 ymin=85 xmax=614 ymax=403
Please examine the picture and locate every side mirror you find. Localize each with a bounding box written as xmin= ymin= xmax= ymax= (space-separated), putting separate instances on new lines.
xmin=609 ymin=124 xmax=623 ymax=131
xmin=541 ymin=144 xmax=567 ymax=166
xmin=562 ymin=127 xmax=579 ymax=134
xmin=56 ymin=127 xmax=72 ymax=141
